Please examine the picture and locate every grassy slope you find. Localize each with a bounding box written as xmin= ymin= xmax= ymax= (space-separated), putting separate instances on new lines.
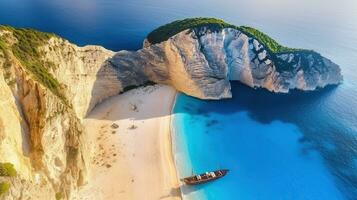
xmin=0 ymin=25 xmax=67 ymax=102
xmin=0 ymin=182 xmax=10 ymax=197
xmin=0 ymin=162 xmax=17 ymax=177
xmin=147 ymin=18 xmax=228 ymax=45
xmin=147 ymin=17 xmax=305 ymax=54
xmin=0 ymin=162 xmax=16 ymax=197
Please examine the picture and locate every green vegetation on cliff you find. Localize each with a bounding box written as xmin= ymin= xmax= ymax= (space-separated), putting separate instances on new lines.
xmin=55 ymin=192 xmax=63 ymax=200
xmin=238 ymin=26 xmax=300 ymax=53
xmin=0 ymin=162 xmax=17 ymax=177
xmin=0 ymin=25 xmax=66 ymax=102
xmin=0 ymin=182 xmax=10 ymax=197
xmin=146 ymin=17 xmax=302 ymax=54
xmin=147 ymin=18 xmax=228 ymax=44
xmin=0 ymin=163 xmax=15 ymax=196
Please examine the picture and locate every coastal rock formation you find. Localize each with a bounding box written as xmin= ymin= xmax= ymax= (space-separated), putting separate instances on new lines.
xmin=0 ymin=18 xmax=342 ymax=199
xmin=0 ymin=27 xmax=120 ymax=199
xmin=40 ymin=38 xmax=120 ymax=118
xmin=111 ymin=27 xmax=342 ymax=99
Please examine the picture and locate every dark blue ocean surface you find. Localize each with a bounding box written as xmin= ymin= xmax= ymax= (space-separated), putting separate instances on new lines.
xmin=1 ymin=0 xmax=356 ymax=199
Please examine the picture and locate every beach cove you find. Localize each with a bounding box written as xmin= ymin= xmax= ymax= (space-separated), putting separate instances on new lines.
xmin=69 ymin=81 xmax=353 ymax=200
xmin=0 ymin=0 xmax=356 ymax=199
xmin=77 ymin=85 xmax=181 ymax=200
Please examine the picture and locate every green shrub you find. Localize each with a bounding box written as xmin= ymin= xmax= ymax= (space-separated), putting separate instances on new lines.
xmin=238 ymin=26 xmax=300 ymax=53
xmin=146 ymin=17 xmax=303 ymax=54
xmin=0 ymin=162 xmax=17 ymax=177
xmin=0 ymin=40 xmax=8 ymax=56
xmin=55 ymin=192 xmax=63 ymax=200
xmin=0 ymin=182 xmax=10 ymax=197
xmin=147 ymin=18 xmax=229 ymax=44
xmin=0 ymin=26 xmax=67 ymax=103
xmin=0 ymin=40 xmax=11 ymax=69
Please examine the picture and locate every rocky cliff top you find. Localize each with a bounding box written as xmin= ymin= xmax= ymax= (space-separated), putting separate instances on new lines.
xmin=0 ymin=25 xmax=118 ymax=199
xmin=146 ymin=18 xmax=337 ymax=74
xmin=147 ymin=17 xmax=301 ymax=53
xmin=140 ymin=19 xmax=343 ymax=98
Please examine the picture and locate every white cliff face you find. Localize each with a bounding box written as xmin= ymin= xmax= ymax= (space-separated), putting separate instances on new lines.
xmin=0 ymin=29 xmax=121 ymax=199
xmin=110 ymin=29 xmax=233 ymax=99
xmin=41 ymin=38 xmax=121 ymax=119
xmin=109 ymin=27 xmax=342 ymax=99
xmin=194 ymin=28 xmax=277 ymax=92
xmin=0 ymin=57 xmax=70 ymax=200
xmin=274 ymin=52 xmax=342 ymax=91
xmin=191 ymin=28 xmax=342 ymax=93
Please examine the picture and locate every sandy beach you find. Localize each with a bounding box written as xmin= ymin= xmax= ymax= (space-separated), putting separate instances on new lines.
xmin=76 ymin=84 xmax=181 ymax=200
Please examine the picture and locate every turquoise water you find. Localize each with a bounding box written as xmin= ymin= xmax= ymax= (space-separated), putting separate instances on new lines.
xmin=1 ymin=0 xmax=356 ymax=199
xmin=173 ymin=83 xmax=356 ymax=199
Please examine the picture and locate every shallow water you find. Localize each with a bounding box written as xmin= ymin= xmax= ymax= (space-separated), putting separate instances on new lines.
xmin=1 ymin=0 xmax=356 ymax=199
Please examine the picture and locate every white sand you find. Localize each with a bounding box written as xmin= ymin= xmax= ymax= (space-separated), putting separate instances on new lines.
xmin=76 ymin=84 xmax=181 ymax=200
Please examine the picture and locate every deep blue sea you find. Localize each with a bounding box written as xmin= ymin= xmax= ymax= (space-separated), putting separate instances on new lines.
xmin=1 ymin=0 xmax=356 ymax=199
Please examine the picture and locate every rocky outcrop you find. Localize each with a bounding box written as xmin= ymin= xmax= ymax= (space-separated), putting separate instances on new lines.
xmin=110 ymin=27 xmax=342 ymax=99
xmin=0 ymin=63 xmax=86 ymax=199
xmin=40 ymin=38 xmax=121 ymax=118
xmin=0 ymin=28 xmax=121 ymax=199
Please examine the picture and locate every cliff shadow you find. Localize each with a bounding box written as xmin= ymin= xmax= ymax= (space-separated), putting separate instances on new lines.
xmin=85 ymin=81 xmax=177 ymax=122
xmin=84 ymin=58 xmax=124 ymax=118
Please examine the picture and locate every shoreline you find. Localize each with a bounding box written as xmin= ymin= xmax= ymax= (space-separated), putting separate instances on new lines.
xmin=77 ymin=84 xmax=182 ymax=200
xmin=170 ymin=93 xmax=189 ymax=200
xmin=169 ymin=92 xmax=183 ymax=196
xmin=169 ymin=94 xmax=202 ymax=200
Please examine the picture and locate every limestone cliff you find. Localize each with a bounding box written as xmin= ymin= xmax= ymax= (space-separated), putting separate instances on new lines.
xmin=111 ymin=26 xmax=342 ymax=99
xmin=0 ymin=26 xmax=120 ymax=199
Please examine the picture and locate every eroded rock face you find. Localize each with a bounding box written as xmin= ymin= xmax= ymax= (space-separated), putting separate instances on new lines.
xmin=40 ymin=38 xmax=121 ymax=118
xmin=0 ymin=31 xmax=121 ymax=199
xmin=110 ymin=27 xmax=342 ymax=98
xmin=274 ymin=51 xmax=342 ymax=91
xmin=0 ymin=59 xmax=80 ymax=200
